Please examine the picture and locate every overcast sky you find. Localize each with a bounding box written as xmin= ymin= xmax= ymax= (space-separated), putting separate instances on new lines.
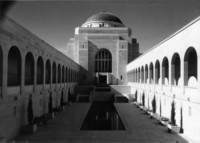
xmin=7 ymin=0 xmax=200 ymax=53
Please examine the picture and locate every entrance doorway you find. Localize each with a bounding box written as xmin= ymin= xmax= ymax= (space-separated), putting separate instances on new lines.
xmin=99 ymin=75 xmax=107 ymax=84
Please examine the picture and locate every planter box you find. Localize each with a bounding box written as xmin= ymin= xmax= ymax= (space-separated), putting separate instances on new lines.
xmin=47 ymin=112 xmax=55 ymax=119
xmin=160 ymin=117 xmax=169 ymax=126
xmin=23 ymin=124 xmax=37 ymax=133
xmin=167 ymin=124 xmax=180 ymax=133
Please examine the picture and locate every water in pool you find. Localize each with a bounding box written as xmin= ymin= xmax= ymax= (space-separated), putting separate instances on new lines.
xmin=81 ymin=102 xmax=125 ymax=130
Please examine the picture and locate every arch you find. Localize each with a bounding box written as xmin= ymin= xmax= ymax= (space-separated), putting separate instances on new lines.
xmin=0 ymin=46 xmax=2 ymax=87
xmin=69 ymin=68 xmax=71 ymax=83
xmin=150 ymin=62 xmax=154 ymax=83
xmin=45 ymin=60 xmax=51 ymax=84
xmin=58 ymin=64 xmax=61 ymax=83
xmin=145 ymin=64 xmax=148 ymax=83
xmin=184 ymin=47 xmax=197 ymax=87
xmin=52 ymin=62 xmax=56 ymax=84
xmin=141 ymin=66 xmax=144 ymax=83
xmin=138 ymin=67 xmax=140 ymax=83
xmin=25 ymin=52 xmax=34 ymax=85
xmin=62 ymin=65 xmax=65 ymax=83
xmin=162 ymin=57 xmax=169 ymax=85
xmin=95 ymin=49 xmax=112 ymax=72
xmin=8 ymin=46 xmax=21 ymax=86
xmin=65 ymin=67 xmax=68 ymax=83
xmin=135 ymin=69 xmax=138 ymax=83
xmin=155 ymin=60 xmax=160 ymax=84
xmin=37 ymin=56 xmax=44 ymax=84
xmin=171 ymin=53 xmax=181 ymax=85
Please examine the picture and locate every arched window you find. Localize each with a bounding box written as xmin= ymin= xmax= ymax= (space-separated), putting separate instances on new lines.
xmin=52 ymin=62 xmax=56 ymax=84
xmin=145 ymin=64 xmax=148 ymax=83
xmin=171 ymin=53 xmax=180 ymax=85
xmin=155 ymin=60 xmax=160 ymax=84
xmin=37 ymin=57 xmax=44 ymax=84
xmin=68 ymin=68 xmax=71 ymax=83
xmin=45 ymin=60 xmax=51 ymax=84
xmin=25 ymin=52 xmax=34 ymax=85
xmin=58 ymin=64 xmax=61 ymax=83
xmin=184 ymin=47 xmax=197 ymax=87
xmin=8 ymin=47 xmax=21 ymax=86
xmin=150 ymin=62 xmax=154 ymax=83
xmin=162 ymin=57 xmax=169 ymax=85
xmin=0 ymin=47 xmax=2 ymax=87
xmin=62 ymin=66 xmax=64 ymax=83
xmin=95 ymin=49 xmax=112 ymax=72
xmin=136 ymin=69 xmax=138 ymax=83
xmin=138 ymin=67 xmax=140 ymax=83
xmin=65 ymin=67 xmax=68 ymax=83
xmin=141 ymin=66 xmax=144 ymax=83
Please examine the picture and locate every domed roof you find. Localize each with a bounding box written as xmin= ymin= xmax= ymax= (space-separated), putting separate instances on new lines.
xmin=82 ymin=11 xmax=125 ymax=27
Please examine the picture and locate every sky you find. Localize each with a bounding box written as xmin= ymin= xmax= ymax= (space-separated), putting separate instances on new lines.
xmin=6 ymin=0 xmax=200 ymax=53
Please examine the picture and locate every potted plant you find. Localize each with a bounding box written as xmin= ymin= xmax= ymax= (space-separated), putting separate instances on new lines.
xmin=167 ymin=100 xmax=180 ymax=133
xmin=23 ymin=94 xmax=37 ymax=133
xmin=160 ymin=117 xmax=169 ymax=126
xmin=151 ymin=95 xmax=156 ymax=118
xmin=47 ymin=93 xmax=55 ymax=119
xmin=60 ymin=91 xmax=65 ymax=111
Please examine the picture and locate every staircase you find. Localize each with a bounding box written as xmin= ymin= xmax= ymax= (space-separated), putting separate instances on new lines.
xmin=91 ymin=84 xmax=114 ymax=102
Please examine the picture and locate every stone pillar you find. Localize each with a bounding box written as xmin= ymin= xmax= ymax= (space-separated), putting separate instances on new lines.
xmin=169 ymin=59 xmax=172 ymax=91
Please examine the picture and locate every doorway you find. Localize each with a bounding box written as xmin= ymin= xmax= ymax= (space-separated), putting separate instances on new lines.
xmin=99 ymin=75 xmax=107 ymax=84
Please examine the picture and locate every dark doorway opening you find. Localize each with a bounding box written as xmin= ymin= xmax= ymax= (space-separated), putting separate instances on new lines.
xmin=99 ymin=75 xmax=107 ymax=84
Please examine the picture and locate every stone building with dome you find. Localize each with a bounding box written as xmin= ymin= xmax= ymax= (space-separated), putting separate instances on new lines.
xmin=67 ymin=11 xmax=139 ymax=85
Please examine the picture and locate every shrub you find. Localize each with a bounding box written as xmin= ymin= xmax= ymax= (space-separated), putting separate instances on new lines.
xmin=27 ymin=94 xmax=33 ymax=125
xmin=171 ymin=100 xmax=176 ymax=125
xmin=152 ymin=96 xmax=156 ymax=113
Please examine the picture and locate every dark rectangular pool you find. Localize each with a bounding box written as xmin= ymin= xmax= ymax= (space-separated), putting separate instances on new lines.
xmin=81 ymin=102 xmax=125 ymax=130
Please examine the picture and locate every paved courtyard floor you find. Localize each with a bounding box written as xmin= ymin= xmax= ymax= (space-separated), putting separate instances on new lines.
xmin=15 ymin=103 xmax=190 ymax=143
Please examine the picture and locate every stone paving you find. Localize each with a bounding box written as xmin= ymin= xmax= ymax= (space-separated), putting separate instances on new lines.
xmin=14 ymin=103 xmax=189 ymax=143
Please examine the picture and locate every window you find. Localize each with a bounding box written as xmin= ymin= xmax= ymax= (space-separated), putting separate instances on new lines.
xmin=95 ymin=49 xmax=112 ymax=72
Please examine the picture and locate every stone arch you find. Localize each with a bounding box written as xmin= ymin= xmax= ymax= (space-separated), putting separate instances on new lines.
xmin=65 ymin=66 xmax=68 ymax=83
xmin=95 ymin=48 xmax=112 ymax=72
xmin=150 ymin=62 xmax=154 ymax=83
xmin=141 ymin=66 xmax=144 ymax=83
xmin=0 ymin=46 xmax=2 ymax=87
xmin=52 ymin=62 xmax=56 ymax=84
xmin=8 ymin=46 xmax=21 ymax=86
xmin=58 ymin=64 xmax=61 ymax=83
xmin=171 ymin=53 xmax=181 ymax=85
xmin=138 ymin=67 xmax=140 ymax=83
xmin=155 ymin=60 xmax=160 ymax=84
xmin=25 ymin=52 xmax=34 ymax=85
xmin=37 ymin=56 xmax=44 ymax=84
xmin=62 ymin=65 xmax=65 ymax=83
xmin=145 ymin=64 xmax=148 ymax=83
xmin=162 ymin=57 xmax=169 ymax=85
xmin=135 ymin=68 xmax=138 ymax=83
xmin=45 ymin=60 xmax=51 ymax=84
xmin=184 ymin=47 xmax=197 ymax=87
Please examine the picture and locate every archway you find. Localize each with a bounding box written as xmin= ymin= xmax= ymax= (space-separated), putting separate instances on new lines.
xmin=145 ymin=64 xmax=148 ymax=83
xmin=0 ymin=47 xmax=2 ymax=88
xmin=25 ymin=52 xmax=34 ymax=85
xmin=45 ymin=60 xmax=51 ymax=84
xmin=95 ymin=49 xmax=112 ymax=72
xmin=62 ymin=66 xmax=65 ymax=83
xmin=184 ymin=47 xmax=197 ymax=87
xmin=58 ymin=64 xmax=61 ymax=83
xmin=65 ymin=67 xmax=68 ymax=83
xmin=8 ymin=46 xmax=21 ymax=86
xmin=37 ymin=56 xmax=43 ymax=84
xmin=52 ymin=62 xmax=56 ymax=84
xmin=162 ymin=57 xmax=169 ymax=85
xmin=150 ymin=62 xmax=153 ymax=83
xmin=171 ymin=53 xmax=180 ymax=85
xmin=141 ymin=66 xmax=144 ymax=83
xmin=155 ymin=60 xmax=160 ymax=84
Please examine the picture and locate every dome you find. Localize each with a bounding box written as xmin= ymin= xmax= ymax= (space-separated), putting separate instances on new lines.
xmin=81 ymin=11 xmax=125 ymax=28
